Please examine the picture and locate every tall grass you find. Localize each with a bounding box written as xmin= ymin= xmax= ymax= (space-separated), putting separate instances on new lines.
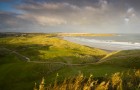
xmin=34 ymin=70 xmax=140 ymax=90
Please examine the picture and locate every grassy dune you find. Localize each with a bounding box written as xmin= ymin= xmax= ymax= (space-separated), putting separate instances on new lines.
xmin=57 ymin=33 xmax=115 ymax=37
xmin=100 ymin=50 xmax=140 ymax=68
xmin=0 ymin=34 xmax=139 ymax=90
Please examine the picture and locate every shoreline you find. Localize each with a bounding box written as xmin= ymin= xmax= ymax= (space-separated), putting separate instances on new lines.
xmin=62 ymin=37 xmax=116 ymax=53
xmin=62 ymin=36 xmax=140 ymax=52
xmin=62 ymin=37 xmax=119 ymax=52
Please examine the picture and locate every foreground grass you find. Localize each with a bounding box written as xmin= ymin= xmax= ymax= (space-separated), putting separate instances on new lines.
xmin=0 ymin=62 xmax=65 ymax=90
xmin=35 ymin=69 xmax=140 ymax=90
xmin=0 ymin=62 xmax=130 ymax=90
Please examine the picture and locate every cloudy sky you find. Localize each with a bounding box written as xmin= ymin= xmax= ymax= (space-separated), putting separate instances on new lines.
xmin=0 ymin=0 xmax=140 ymax=33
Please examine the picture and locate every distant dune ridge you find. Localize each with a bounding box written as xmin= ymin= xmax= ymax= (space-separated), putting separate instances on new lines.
xmin=57 ymin=33 xmax=115 ymax=36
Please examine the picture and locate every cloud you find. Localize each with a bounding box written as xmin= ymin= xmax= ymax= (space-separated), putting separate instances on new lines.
xmin=124 ymin=17 xmax=130 ymax=24
xmin=18 ymin=14 xmax=67 ymax=26
xmin=16 ymin=1 xmax=116 ymax=26
xmin=0 ymin=12 xmax=18 ymax=27
xmin=124 ymin=7 xmax=136 ymax=24
xmin=99 ymin=0 xmax=108 ymax=10
xmin=17 ymin=2 xmax=80 ymax=12
xmin=0 ymin=0 xmax=14 ymax=2
xmin=0 ymin=1 xmax=122 ymax=32
xmin=0 ymin=11 xmax=37 ymax=32
xmin=127 ymin=7 xmax=135 ymax=17
xmin=0 ymin=0 xmax=140 ymax=33
xmin=35 ymin=16 xmax=67 ymax=26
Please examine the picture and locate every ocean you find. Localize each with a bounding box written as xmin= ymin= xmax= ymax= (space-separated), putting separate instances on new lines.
xmin=63 ymin=34 xmax=140 ymax=51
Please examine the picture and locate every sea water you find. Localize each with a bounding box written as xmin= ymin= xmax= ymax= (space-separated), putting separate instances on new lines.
xmin=63 ymin=34 xmax=140 ymax=51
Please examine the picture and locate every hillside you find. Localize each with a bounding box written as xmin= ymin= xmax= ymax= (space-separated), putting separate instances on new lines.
xmin=0 ymin=35 xmax=107 ymax=63
xmin=99 ymin=50 xmax=140 ymax=68
xmin=0 ymin=33 xmax=139 ymax=90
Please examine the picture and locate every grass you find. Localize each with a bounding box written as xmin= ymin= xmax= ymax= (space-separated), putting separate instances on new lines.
xmin=0 ymin=33 xmax=139 ymax=90
xmin=100 ymin=50 xmax=140 ymax=68
xmin=44 ymin=65 xmax=130 ymax=85
xmin=0 ymin=62 xmax=65 ymax=90
xmin=0 ymin=35 xmax=107 ymax=63
xmin=35 ymin=69 xmax=140 ymax=90
xmin=0 ymin=63 xmax=130 ymax=90
xmin=0 ymin=48 xmax=22 ymax=64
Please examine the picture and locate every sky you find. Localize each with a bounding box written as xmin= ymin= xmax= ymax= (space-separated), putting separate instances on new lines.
xmin=0 ymin=0 xmax=140 ymax=33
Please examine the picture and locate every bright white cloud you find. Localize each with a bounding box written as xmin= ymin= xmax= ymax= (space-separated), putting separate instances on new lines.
xmin=124 ymin=17 xmax=130 ymax=24
xmin=35 ymin=16 xmax=67 ymax=26
xmin=124 ymin=7 xmax=136 ymax=24
xmin=18 ymin=14 xmax=67 ymax=26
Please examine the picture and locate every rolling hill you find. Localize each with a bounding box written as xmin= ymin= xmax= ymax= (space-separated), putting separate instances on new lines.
xmin=99 ymin=50 xmax=140 ymax=68
xmin=0 ymin=33 xmax=139 ymax=90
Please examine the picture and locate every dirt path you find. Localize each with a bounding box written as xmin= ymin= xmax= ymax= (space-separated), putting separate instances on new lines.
xmin=29 ymin=61 xmax=98 ymax=66
xmin=2 ymin=47 xmax=30 ymax=62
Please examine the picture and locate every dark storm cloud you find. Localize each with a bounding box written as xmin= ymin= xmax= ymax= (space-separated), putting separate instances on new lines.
xmin=0 ymin=11 xmax=38 ymax=32
xmin=0 ymin=12 xmax=18 ymax=28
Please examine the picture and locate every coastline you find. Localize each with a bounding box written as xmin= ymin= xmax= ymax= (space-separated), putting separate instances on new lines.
xmin=63 ymin=37 xmax=118 ymax=51
xmin=62 ymin=37 xmax=116 ymax=53
xmin=63 ymin=36 xmax=140 ymax=52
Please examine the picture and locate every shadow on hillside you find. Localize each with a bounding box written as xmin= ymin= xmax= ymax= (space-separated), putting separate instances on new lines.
xmin=0 ymin=43 xmax=53 ymax=63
